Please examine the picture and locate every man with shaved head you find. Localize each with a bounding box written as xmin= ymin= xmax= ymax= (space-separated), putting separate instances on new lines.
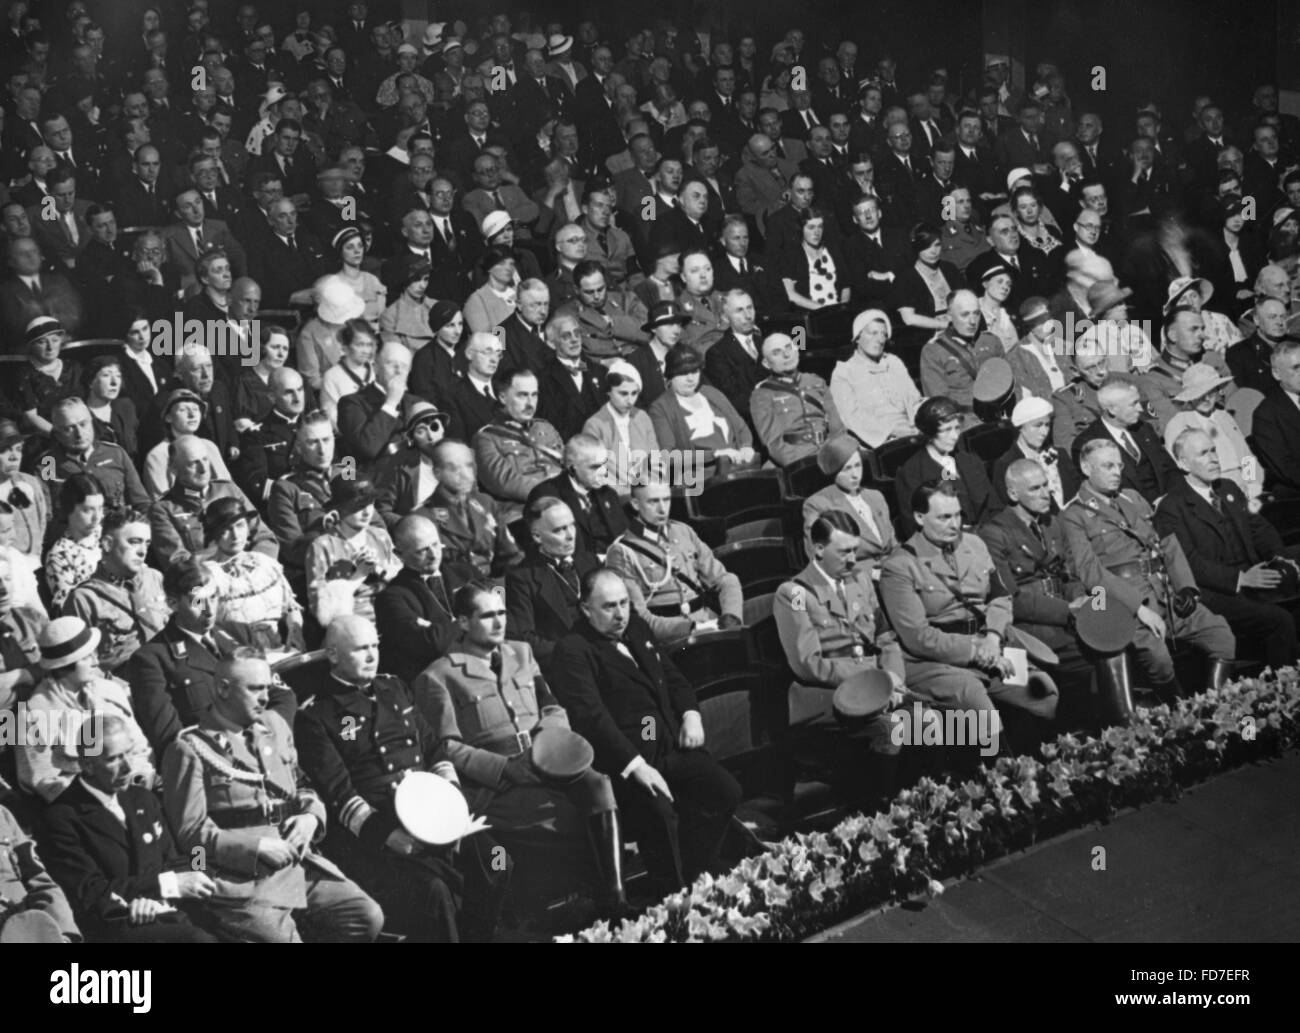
xmin=750 ymin=330 xmax=841 ymax=466
xmin=233 ymin=366 xmax=307 ymax=505
xmin=1228 ymin=292 xmax=1294 ymax=394
xmin=148 ymin=434 xmax=273 ymax=569
xmin=295 ymin=614 xmax=508 ymax=942
xmin=919 ymin=289 xmax=1007 ymax=412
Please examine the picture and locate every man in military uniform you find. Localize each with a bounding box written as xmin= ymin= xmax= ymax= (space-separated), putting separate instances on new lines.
xmin=676 ymin=249 xmax=728 ymax=355
xmin=64 ymin=509 xmax=169 ymax=674
xmin=267 ymin=412 xmax=344 ymax=580
xmin=977 ymin=458 xmax=1097 ymax=713
xmin=473 ymin=367 xmax=565 ymax=524
xmin=1051 ymin=342 xmax=1108 ymax=451
xmin=148 ymin=435 xmax=276 ymax=570
xmin=413 ymin=583 xmax=627 ymax=916
xmin=919 ymin=289 xmax=1006 ymax=412
xmin=1137 ymin=305 xmax=1230 ymax=435
xmin=939 ymin=185 xmax=990 ymax=272
xmin=0 ymin=554 xmax=43 ymax=712
xmin=605 ymin=478 xmax=743 ymax=646
xmin=0 ymin=801 xmax=80 ymax=942
xmin=125 ymin=561 xmax=297 ymax=752
xmin=416 ymin=440 xmax=522 ymax=580
xmin=40 ymin=398 xmax=151 ymax=525
xmin=880 ymin=481 xmax=1060 ymax=750
xmin=1062 ymin=438 xmax=1236 ymax=696
xmin=232 ymin=368 xmax=306 ymax=507
xmin=161 ymin=648 xmax=384 ymax=943
xmin=750 ymin=331 xmax=842 ymax=466
xmin=774 ymin=510 xmax=907 ymax=807
xmin=294 ymin=615 xmax=509 ymax=943
xmin=562 ymin=260 xmax=650 ymax=365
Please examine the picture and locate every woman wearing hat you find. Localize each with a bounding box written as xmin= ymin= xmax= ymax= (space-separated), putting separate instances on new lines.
xmin=802 ymin=434 xmax=897 ymax=574
xmin=893 ymin=396 xmax=994 ymax=536
xmin=895 ymin=223 xmax=962 ymax=353
xmin=379 ymin=256 xmax=438 ymax=351
xmin=633 ymin=242 xmax=683 ymax=314
xmin=320 ymin=318 xmax=378 ymax=429
xmin=82 ymin=356 xmax=139 ymax=458
xmin=1164 ymin=362 xmax=1261 ymax=506
xmin=1005 ymin=296 xmax=1067 ymax=400
xmin=233 ymin=324 xmax=300 ymax=426
xmin=463 ymin=245 xmax=517 ymax=334
xmin=1075 ymin=279 xmax=1154 ymax=374
xmin=647 ymin=345 xmax=756 ymax=480
xmin=203 ymin=497 xmax=305 ymax=654
xmin=831 ymin=309 xmax=923 ymax=447
xmin=282 ymin=9 xmax=315 ymax=61
xmin=0 ymin=420 xmax=49 ymax=559
xmin=976 ymin=261 xmax=1019 ymax=351
xmin=17 ymin=616 xmax=154 ymax=804
xmin=307 ymin=477 xmax=401 ymax=626
xmin=19 ymin=317 xmax=81 ymax=441
xmin=778 ymin=207 xmax=850 ymax=311
xmin=329 ymin=227 xmax=387 ymax=328
xmin=476 ymin=212 xmax=542 ymax=283
xmin=297 ymin=274 xmax=366 ymax=391
xmin=141 ymin=390 xmax=234 ymax=498
xmin=44 ymin=475 xmax=106 ymax=610
xmin=582 ymin=360 xmax=662 ymax=497
xmin=992 ymin=396 xmax=1080 ymax=509
xmin=1164 ymin=276 xmax=1242 ymax=356
xmin=409 ymin=301 xmax=466 ymax=401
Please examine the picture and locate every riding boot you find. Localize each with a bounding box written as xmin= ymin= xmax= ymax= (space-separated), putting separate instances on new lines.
xmin=585 ymin=810 xmax=629 ymax=920
xmin=1093 ymin=652 xmax=1136 ymax=723
xmin=1206 ymin=659 xmax=1234 ymax=691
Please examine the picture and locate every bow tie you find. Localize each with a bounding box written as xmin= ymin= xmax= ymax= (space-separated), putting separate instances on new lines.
xmin=560 ymin=359 xmax=588 ymax=373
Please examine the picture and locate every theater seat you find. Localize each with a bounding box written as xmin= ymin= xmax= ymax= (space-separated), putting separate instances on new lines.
xmin=713 ymin=536 xmax=796 ymax=597
xmin=783 ymin=454 xmax=832 ymax=500
xmin=688 ymin=469 xmax=784 ymax=541
xmin=959 ymin=420 xmax=1017 ymax=470
xmin=873 ymin=434 xmax=923 ymax=480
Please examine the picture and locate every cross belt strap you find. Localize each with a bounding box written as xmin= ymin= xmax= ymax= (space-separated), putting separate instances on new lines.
xmin=479 ymin=422 xmax=564 ymax=466
xmin=616 ymin=533 xmax=711 ymax=599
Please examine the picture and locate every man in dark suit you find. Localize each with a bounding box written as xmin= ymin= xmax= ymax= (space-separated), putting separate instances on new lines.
xmin=110 ymin=145 xmax=173 ymax=229
xmin=1253 ymin=339 xmax=1300 ymax=498
xmin=1156 ymin=428 xmax=1300 ymax=669
xmin=338 ymin=343 xmax=415 ymax=473
xmin=952 ymin=112 xmax=1002 ymax=209
xmin=442 ymin=100 xmax=515 ymax=185
xmin=550 ymin=569 xmax=743 ymax=897
xmin=525 ymin=438 xmax=629 ymax=558
xmin=245 ymin=118 xmax=317 ymax=200
xmin=1183 ymin=104 xmax=1232 ymax=193
xmin=0 ymin=235 xmax=86 ymax=341
xmin=1071 ymin=378 xmax=1179 ymax=503
xmin=966 ymin=215 xmax=1055 ymax=311
xmin=996 ymin=100 xmax=1053 ymax=174
xmin=535 ymin=315 xmax=604 ymax=441
xmin=1227 ymin=297 xmax=1288 ymax=396
xmin=704 ymin=291 xmax=765 ymax=431
xmin=875 ymin=121 xmax=925 ymax=228
xmin=498 ymin=285 xmax=551 ymax=372
xmin=843 ymin=193 xmax=913 ymax=307
xmin=246 ymin=197 xmax=328 ymax=310
xmin=123 ymin=560 xmax=296 ymax=753
xmin=374 ymin=514 xmax=478 ymax=685
xmin=39 ymin=715 xmax=218 ymax=944
xmin=505 ymin=497 xmax=602 ymax=669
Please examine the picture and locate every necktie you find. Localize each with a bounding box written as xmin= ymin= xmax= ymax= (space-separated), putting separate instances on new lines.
xmin=206 ymin=191 xmax=216 ymax=207
xmin=194 ymin=226 xmax=204 ymax=250
xmin=201 ymin=635 xmax=219 ymax=655
xmin=60 ymin=150 xmax=74 ymax=167
xmin=491 ymin=189 xmax=504 ymax=208
xmin=1209 ymin=491 xmax=1222 ymax=514
xmin=1121 ymin=431 xmax=1140 ymax=460
xmin=558 ymin=557 xmax=579 ymax=593
xmin=488 ymin=650 xmax=503 ymax=682
xmin=482 ymin=381 xmax=494 ymax=400
xmin=425 ymin=574 xmax=450 ymax=610
xmin=288 ymin=234 xmax=297 ymax=252
xmin=598 ymin=230 xmax=609 ymax=254
xmin=739 ymin=258 xmax=748 ymax=276
xmin=834 ymin=577 xmax=849 ymax=611
xmin=1009 ymin=255 xmax=1020 ymax=271
xmin=1088 ymin=145 xmax=1097 ymax=163
xmin=1030 ymin=134 xmax=1039 ymax=151
xmin=1030 ymin=520 xmax=1046 ymax=548
xmin=440 ymin=219 xmax=455 ymax=250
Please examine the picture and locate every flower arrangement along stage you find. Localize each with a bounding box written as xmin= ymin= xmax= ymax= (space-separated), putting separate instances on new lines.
xmin=557 ymin=669 xmax=1300 ymax=943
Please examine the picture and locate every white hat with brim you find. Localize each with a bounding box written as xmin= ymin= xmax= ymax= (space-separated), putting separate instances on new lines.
xmin=1011 ymin=395 xmax=1054 ymax=426
xmin=1164 ymin=276 xmax=1214 ymax=313
xmin=1174 ymin=363 xmax=1235 ymax=402
xmin=39 ymin=617 xmax=102 ymax=671
xmin=421 ymin=22 xmax=445 ymax=51
xmin=316 ymin=275 xmax=366 ymax=324
xmin=258 ymin=84 xmax=288 ymax=117
xmin=547 ymin=34 xmax=574 ymax=58
xmin=1006 ymin=167 xmax=1033 ymax=191
xmin=480 ymin=210 xmax=512 ymax=239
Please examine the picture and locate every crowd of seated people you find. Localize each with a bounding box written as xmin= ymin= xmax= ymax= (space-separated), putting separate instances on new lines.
xmin=5 ymin=1 xmax=1300 ymax=946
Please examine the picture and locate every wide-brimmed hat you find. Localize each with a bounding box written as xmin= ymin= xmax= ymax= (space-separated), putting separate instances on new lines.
xmin=663 ymin=345 xmax=703 ymax=379
xmin=1174 ymin=362 xmax=1234 ymax=402
xmin=1018 ymin=296 xmax=1052 ymax=329
xmin=480 ymin=210 xmax=512 ymax=239
xmin=40 ymin=616 xmax=102 ymax=671
xmin=1163 ymin=276 xmax=1214 ymax=314
xmin=405 ymin=400 xmax=449 ymax=434
xmin=328 ymin=476 xmax=380 ymax=517
xmin=642 ymin=300 xmax=691 ymax=332
xmin=1086 ymin=280 xmax=1132 ymax=319
xmin=1006 ymin=166 xmax=1032 ymax=191
xmin=317 ymin=274 xmax=366 ymax=323
xmin=421 ymin=22 xmax=446 ymax=51
xmin=547 ymin=33 xmax=574 ymax=58
xmin=817 ymin=432 xmax=865 ymax=476
xmin=202 ymin=495 xmax=260 ymax=544
xmin=24 ymin=315 xmax=65 ymax=347
xmin=258 ymin=83 xmax=288 ymax=116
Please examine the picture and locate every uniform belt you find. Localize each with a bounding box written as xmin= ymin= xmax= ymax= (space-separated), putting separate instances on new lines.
xmin=480 ymin=730 xmax=534 ymax=757
xmin=782 ymin=428 xmax=826 ymax=445
xmin=1033 ymin=574 xmax=1066 ymax=598
xmin=217 ymin=802 xmax=292 ymax=829
xmin=932 ymin=617 xmax=982 ymax=635
xmin=823 ymin=640 xmax=878 ymax=658
xmin=648 ymin=590 xmax=720 ymax=618
xmin=1107 ymin=559 xmax=1165 ymax=579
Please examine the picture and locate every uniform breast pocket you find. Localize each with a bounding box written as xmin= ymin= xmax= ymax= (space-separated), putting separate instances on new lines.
xmin=459 ymin=692 xmax=511 ymax=731
xmin=204 ymin=772 xmax=237 ymax=810
xmin=180 ymin=678 xmax=213 ymax=717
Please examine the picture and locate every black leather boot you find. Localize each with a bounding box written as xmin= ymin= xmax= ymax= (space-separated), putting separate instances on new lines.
xmin=1094 ymin=653 xmax=1136 ymax=723
xmin=1206 ymin=659 xmax=1234 ymax=690
xmin=586 ymin=811 xmax=629 ymax=920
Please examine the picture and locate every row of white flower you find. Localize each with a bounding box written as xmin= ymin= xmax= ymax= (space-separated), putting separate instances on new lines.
xmin=560 ymin=671 xmax=1300 ymax=942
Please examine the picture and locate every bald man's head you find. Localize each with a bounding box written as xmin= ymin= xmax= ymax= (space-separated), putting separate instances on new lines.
xmin=325 ymin=614 xmax=381 ymax=683
xmin=169 ymin=434 xmax=211 ymax=489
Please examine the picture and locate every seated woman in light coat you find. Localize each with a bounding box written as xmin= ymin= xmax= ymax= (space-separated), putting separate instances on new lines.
xmin=463 ymin=245 xmax=518 ymax=334
xmin=830 ymin=309 xmax=923 ymax=448
xmin=646 ymin=345 xmax=757 ymax=481
xmin=581 ymin=360 xmax=663 ymax=497
xmin=802 ymin=433 xmax=898 ymax=579
xmin=1163 ymin=363 xmax=1262 ymax=508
